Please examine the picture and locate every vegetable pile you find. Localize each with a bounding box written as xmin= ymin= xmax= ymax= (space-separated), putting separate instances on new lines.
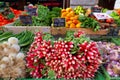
xmin=0 ymin=14 xmax=13 ymax=26
xmin=97 ymin=42 xmax=120 ymax=77
xmin=26 ymin=31 xmax=101 ymax=79
xmin=79 ymin=15 xmax=100 ymax=31
xmin=74 ymin=6 xmax=86 ymax=15
xmin=0 ymin=37 xmax=26 ymax=78
xmin=0 ymin=8 xmax=22 ymax=26
xmin=13 ymin=5 xmax=61 ymax=26
xmin=110 ymin=11 xmax=120 ymax=27
xmin=10 ymin=7 xmax=22 ymax=18
xmin=61 ymin=8 xmax=81 ymax=28
xmin=0 ymin=30 xmax=34 ymax=52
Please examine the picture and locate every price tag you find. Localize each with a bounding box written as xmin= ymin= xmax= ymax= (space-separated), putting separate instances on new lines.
xmin=91 ymin=7 xmax=102 ymax=13
xmin=93 ymin=13 xmax=112 ymax=20
xmin=53 ymin=18 xmax=65 ymax=27
xmin=107 ymin=27 xmax=120 ymax=36
xmin=19 ymin=15 xmax=32 ymax=25
xmin=26 ymin=7 xmax=37 ymax=16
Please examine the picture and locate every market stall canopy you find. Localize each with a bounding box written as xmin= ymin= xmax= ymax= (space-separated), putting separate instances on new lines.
xmin=70 ymin=0 xmax=98 ymax=8
xmin=114 ymin=0 xmax=120 ymax=9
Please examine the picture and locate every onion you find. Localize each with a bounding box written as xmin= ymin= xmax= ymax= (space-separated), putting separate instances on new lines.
xmin=11 ymin=44 xmax=20 ymax=52
xmin=3 ymin=48 xmax=9 ymax=53
xmin=8 ymin=37 xmax=19 ymax=45
xmin=0 ymin=64 xmax=6 ymax=69
xmin=8 ymin=53 xmax=17 ymax=59
xmin=2 ymin=41 xmax=11 ymax=47
xmin=15 ymin=68 xmax=22 ymax=75
xmin=16 ymin=52 xmax=25 ymax=59
xmin=1 ymin=57 xmax=10 ymax=63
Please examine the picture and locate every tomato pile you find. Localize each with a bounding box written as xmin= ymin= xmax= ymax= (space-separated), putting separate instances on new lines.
xmin=0 ymin=8 xmax=22 ymax=26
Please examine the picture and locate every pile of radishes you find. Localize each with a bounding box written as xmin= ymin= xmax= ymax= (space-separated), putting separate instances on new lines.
xmin=26 ymin=31 xmax=102 ymax=79
xmin=0 ymin=37 xmax=25 ymax=78
xmin=97 ymin=42 xmax=120 ymax=77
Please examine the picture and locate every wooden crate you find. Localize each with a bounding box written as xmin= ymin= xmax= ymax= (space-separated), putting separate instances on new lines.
xmin=51 ymin=27 xmax=109 ymax=35
xmin=4 ymin=26 xmax=51 ymax=34
xmin=51 ymin=27 xmax=67 ymax=35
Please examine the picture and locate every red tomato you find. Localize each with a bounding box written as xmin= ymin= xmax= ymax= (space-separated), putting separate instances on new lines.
xmin=106 ymin=18 xmax=114 ymax=23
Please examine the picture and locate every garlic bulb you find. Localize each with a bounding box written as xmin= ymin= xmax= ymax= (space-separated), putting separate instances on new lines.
xmin=15 ymin=68 xmax=22 ymax=75
xmin=1 ymin=57 xmax=10 ymax=63
xmin=0 ymin=64 xmax=6 ymax=69
xmin=8 ymin=53 xmax=17 ymax=59
xmin=2 ymin=41 xmax=11 ymax=47
xmin=3 ymin=48 xmax=9 ymax=53
xmin=16 ymin=52 xmax=25 ymax=59
xmin=11 ymin=44 xmax=20 ymax=52
xmin=8 ymin=37 xmax=19 ymax=45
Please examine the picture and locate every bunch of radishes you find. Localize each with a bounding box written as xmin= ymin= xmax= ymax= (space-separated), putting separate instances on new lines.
xmin=97 ymin=42 xmax=120 ymax=77
xmin=26 ymin=31 xmax=102 ymax=79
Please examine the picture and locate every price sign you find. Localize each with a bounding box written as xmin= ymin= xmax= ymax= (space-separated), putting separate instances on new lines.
xmin=107 ymin=27 xmax=120 ymax=36
xmin=19 ymin=15 xmax=32 ymax=25
xmin=91 ymin=7 xmax=102 ymax=13
xmin=26 ymin=7 xmax=37 ymax=16
xmin=93 ymin=13 xmax=112 ymax=20
xmin=53 ymin=18 xmax=65 ymax=27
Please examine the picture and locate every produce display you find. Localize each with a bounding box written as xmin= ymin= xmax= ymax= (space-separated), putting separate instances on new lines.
xmin=74 ymin=6 xmax=86 ymax=15
xmin=110 ymin=11 xmax=120 ymax=27
xmin=61 ymin=8 xmax=81 ymax=28
xmin=97 ymin=42 xmax=120 ymax=77
xmin=0 ymin=8 xmax=22 ymax=26
xmin=26 ymin=31 xmax=101 ymax=79
xmin=79 ymin=15 xmax=100 ymax=31
xmin=0 ymin=3 xmax=120 ymax=80
xmin=3 ymin=5 xmax=119 ymax=32
xmin=13 ymin=5 xmax=61 ymax=26
xmin=10 ymin=7 xmax=22 ymax=18
xmin=0 ymin=30 xmax=34 ymax=52
xmin=0 ymin=37 xmax=26 ymax=78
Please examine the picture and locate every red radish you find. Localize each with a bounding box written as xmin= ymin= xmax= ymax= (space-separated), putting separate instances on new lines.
xmin=26 ymin=31 xmax=101 ymax=79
